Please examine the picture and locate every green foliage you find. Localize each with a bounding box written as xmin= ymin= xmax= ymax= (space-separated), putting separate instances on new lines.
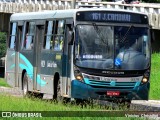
xmin=0 ymin=32 xmax=7 ymax=57
xmin=149 ymin=53 xmax=160 ymax=99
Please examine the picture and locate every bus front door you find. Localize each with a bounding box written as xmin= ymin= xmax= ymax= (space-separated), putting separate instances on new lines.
xmin=61 ymin=22 xmax=73 ymax=97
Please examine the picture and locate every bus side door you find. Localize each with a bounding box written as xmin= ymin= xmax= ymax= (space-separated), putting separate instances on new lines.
xmin=6 ymin=21 xmax=23 ymax=88
xmin=34 ymin=21 xmax=45 ymax=91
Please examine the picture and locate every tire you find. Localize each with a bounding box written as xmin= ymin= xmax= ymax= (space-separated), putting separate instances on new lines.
xmin=57 ymin=80 xmax=62 ymax=101
xmin=23 ymin=72 xmax=29 ymax=97
xmin=54 ymin=80 xmax=69 ymax=103
xmin=23 ymin=72 xmax=42 ymax=98
xmin=54 ymin=80 xmax=62 ymax=101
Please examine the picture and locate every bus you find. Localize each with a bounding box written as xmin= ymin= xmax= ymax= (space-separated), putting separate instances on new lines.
xmin=5 ymin=8 xmax=151 ymax=104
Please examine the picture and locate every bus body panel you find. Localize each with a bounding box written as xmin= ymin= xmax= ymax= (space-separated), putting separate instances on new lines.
xmin=6 ymin=50 xmax=16 ymax=87
xmin=19 ymin=51 xmax=34 ymax=91
xmin=71 ymin=79 xmax=149 ymax=100
xmin=40 ymin=74 xmax=54 ymax=94
xmin=38 ymin=51 xmax=63 ymax=94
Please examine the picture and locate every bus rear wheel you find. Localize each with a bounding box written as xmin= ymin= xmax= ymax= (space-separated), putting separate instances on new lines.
xmin=23 ymin=72 xmax=29 ymax=97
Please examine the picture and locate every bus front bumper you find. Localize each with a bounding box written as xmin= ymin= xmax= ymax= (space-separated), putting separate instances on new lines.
xmin=71 ymin=80 xmax=149 ymax=101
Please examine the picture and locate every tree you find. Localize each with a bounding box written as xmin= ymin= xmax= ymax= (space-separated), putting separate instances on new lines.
xmin=0 ymin=32 xmax=7 ymax=58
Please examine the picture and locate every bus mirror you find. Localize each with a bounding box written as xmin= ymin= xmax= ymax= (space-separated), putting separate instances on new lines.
xmin=150 ymin=30 xmax=155 ymax=43
xmin=68 ymin=31 xmax=74 ymax=45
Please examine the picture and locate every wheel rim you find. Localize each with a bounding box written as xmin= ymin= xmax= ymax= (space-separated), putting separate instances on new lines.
xmin=23 ymin=74 xmax=28 ymax=96
xmin=23 ymin=81 xmax=27 ymax=95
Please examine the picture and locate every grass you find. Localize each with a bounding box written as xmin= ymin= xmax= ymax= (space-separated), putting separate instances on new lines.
xmin=0 ymin=78 xmax=10 ymax=87
xmin=0 ymin=93 xmax=129 ymax=111
xmin=0 ymin=94 xmax=145 ymax=120
xmin=149 ymin=53 xmax=160 ymax=99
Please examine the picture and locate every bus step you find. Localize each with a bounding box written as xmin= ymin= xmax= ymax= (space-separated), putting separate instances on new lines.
xmin=33 ymin=90 xmax=40 ymax=93
xmin=62 ymin=94 xmax=69 ymax=97
xmin=43 ymin=93 xmax=53 ymax=100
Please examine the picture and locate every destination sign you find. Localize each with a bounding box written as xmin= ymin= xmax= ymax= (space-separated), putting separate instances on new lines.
xmin=76 ymin=11 xmax=148 ymax=24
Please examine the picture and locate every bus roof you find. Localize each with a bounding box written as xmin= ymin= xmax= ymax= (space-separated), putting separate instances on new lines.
xmin=10 ymin=8 xmax=147 ymax=21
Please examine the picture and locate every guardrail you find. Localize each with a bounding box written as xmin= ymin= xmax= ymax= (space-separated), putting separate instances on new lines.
xmin=0 ymin=0 xmax=160 ymax=29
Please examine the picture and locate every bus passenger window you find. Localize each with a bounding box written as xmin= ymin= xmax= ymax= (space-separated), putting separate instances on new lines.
xmin=45 ymin=36 xmax=53 ymax=49
xmin=53 ymin=36 xmax=64 ymax=51
xmin=59 ymin=36 xmax=64 ymax=50
xmin=44 ymin=21 xmax=54 ymax=50
xmin=57 ymin=20 xmax=64 ymax=34
xmin=53 ymin=36 xmax=59 ymax=51
xmin=23 ymin=33 xmax=28 ymax=49
xmin=23 ymin=22 xmax=35 ymax=50
xmin=53 ymin=20 xmax=65 ymax=51
xmin=9 ymin=22 xmax=17 ymax=49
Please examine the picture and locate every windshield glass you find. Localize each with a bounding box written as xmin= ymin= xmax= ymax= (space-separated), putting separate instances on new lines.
xmin=75 ymin=24 xmax=150 ymax=70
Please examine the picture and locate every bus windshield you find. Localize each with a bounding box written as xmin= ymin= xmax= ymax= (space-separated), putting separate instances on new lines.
xmin=74 ymin=24 xmax=150 ymax=70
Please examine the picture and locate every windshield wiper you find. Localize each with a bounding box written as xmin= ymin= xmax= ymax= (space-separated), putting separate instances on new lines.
xmin=120 ymin=25 xmax=133 ymax=44
xmin=92 ymin=23 xmax=108 ymax=46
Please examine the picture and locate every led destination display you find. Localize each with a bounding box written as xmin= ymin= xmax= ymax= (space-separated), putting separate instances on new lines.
xmin=76 ymin=11 xmax=148 ymax=24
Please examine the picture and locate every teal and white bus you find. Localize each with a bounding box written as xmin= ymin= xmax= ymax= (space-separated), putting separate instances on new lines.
xmin=5 ymin=8 xmax=151 ymax=103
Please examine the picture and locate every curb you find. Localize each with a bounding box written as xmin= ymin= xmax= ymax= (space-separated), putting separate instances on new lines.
xmin=131 ymin=100 xmax=160 ymax=111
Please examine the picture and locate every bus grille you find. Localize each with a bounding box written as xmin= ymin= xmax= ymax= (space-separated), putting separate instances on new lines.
xmin=86 ymin=79 xmax=136 ymax=88
xmin=83 ymin=74 xmax=137 ymax=89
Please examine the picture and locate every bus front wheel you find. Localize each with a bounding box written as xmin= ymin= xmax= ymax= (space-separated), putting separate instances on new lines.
xmin=54 ymin=80 xmax=69 ymax=103
xmin=53 ymin=80 xmax=61 ymax=101
xmin=23 ymin=72 xmax=29 ymax=97
xmin=57 ymin=80 xmax=62 ymax=101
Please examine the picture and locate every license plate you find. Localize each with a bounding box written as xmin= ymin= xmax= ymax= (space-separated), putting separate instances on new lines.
xmin=106 ymin=91 xmax=120 ymax=96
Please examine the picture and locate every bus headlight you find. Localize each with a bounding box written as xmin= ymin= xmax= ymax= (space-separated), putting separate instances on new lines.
xmin=76 ymin=75 xmax=83 ymax=81
xmin=141 ymin=77 xmax=148 ymax=83
xmin=74 ymin=70 xmax=84 ymax=82
xmin=141 ymin=70 xmax=150 ymax=84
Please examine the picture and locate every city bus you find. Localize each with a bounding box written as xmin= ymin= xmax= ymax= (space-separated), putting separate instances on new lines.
xmin=5 ymin=8 xmax=151 ymax=103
